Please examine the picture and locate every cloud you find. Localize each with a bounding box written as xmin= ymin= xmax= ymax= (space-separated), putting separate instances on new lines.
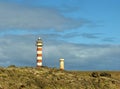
xmin=63 ymin=32 xmax=101 ymax=39
xmin=0 ymin=35 xmax=36 ymax=66
xmin=102 ymin=37 xmax=115 ymax=42
xmin=42 ymin=42 xmax=120 ymax=70
xmin=0 ymin=2 xmax=85 ymax=32
xmin=81 ymin=33 xmax=100 ymax=39
xmin=0 ymin=34 xmax=119 ymax=70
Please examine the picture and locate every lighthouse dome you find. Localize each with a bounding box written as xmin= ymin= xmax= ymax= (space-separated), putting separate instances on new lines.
xmin=37 ymin=37 xmax=42 ymax=42
xmin=36 ymin=37 xmax=43 ymax=46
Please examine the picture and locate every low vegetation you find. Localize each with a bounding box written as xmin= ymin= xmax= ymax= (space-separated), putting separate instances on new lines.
xmin=0 ymin=66 xmax=119 ymax=89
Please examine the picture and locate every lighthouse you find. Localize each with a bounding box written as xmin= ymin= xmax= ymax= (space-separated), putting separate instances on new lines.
xmin=36 ymin=37 xmax=43 ymax=67
xmin=60 ymin=58 xmax=64 ymax=70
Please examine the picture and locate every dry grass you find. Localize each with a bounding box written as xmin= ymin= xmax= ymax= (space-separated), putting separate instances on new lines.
xmin=0 ymin=66 xmax=119 ymax=89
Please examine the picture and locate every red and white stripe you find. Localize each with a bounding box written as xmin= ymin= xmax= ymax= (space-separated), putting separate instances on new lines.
xmin=36 ymin=37 xmax=43 ymax=67
xmin=37 ymin=46 xmax=42 ymax=67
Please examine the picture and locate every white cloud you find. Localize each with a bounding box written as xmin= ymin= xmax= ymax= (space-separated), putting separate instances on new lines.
xmin=0 ymin=35 xmax=36 ymax=66
xmin=44 ymin=42 xmax=120 ymax=69
xmin=0 ymin=2 xmax=83 ymax=31
xmin=0 ymin=34 xmax=120 ymax=70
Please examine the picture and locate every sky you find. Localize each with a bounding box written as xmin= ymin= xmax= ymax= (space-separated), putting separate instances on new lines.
xmin=0 ymin=0 xmax=120 ymax=70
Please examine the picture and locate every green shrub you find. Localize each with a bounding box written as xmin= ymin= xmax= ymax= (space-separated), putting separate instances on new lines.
xmin=8 ymin=65 xmax=16 ymax=68
xmin=100 ymin=72 xmax=111 ymax=77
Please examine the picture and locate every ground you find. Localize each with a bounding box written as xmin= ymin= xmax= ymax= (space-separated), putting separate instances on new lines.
xmin=0 ymin=66 xmax=120 ymax=89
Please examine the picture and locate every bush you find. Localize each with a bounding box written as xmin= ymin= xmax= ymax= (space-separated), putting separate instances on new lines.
xmin=8 ymin=65 xmax=16 ymax=68
xmin=100 ymin=72 xmax=111 ymax=77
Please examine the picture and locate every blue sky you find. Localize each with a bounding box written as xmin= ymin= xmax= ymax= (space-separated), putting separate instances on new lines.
xmin=0 ymin=0 xmax=120 ymax=70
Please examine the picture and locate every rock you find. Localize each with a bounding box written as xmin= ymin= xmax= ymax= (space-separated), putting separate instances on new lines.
xmin=100 ymin=72 xmax=111 ymax=77
xmin=91 ymin=72 xmax=99 ymax=78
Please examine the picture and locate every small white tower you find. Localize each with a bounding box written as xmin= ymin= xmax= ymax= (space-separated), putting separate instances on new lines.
xmin=36 ymin=37 xmax=43 ymax=67
xmin=60 ymin=58 xmax=64 ymax=70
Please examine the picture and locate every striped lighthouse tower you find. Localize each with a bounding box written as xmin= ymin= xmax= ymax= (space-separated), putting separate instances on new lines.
xmin=36 ymin=37 xmax=43 ymax=67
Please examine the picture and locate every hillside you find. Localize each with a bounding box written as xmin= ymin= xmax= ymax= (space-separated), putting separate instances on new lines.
xmin=0 ymin=66 xmax=120 ymax=89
